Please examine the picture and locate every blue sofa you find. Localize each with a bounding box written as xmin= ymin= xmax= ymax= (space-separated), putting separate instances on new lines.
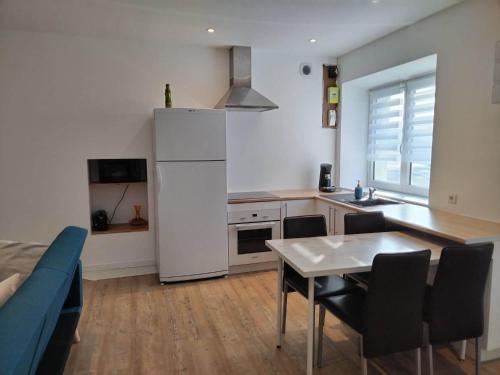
xmin=0 ymin=226 xmax=87 ymax=375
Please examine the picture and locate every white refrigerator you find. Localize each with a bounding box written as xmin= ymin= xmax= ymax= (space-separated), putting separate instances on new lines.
xmin=154 ymin=108 xmax=228 ymax=283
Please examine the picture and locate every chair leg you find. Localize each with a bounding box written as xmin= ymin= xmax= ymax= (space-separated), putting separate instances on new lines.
xmin=475 ymin=337 xmax=481 ymax=375
xmin=416 ymin=347 xmax=421 ymax=375
xmin=282 ymin=283 xmax=289 ymax=334
xmin=73 ymin=328 xmax=81 ymax=343
xmin=317 ymin=305 xmax=325 ymax=368
xmin=360 ymin=336 xmax=368 ymax=375
xmin=428 ymin=345 xmax=434 ymax=375
xmin=459 ymin=339 xmax=467 ymax=360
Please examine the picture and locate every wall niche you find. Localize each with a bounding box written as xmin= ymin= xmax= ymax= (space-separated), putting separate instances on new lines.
xmin=87 ymin=159 xmax=149 ymax=235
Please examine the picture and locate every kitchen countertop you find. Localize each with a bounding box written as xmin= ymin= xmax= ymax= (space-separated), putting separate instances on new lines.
xmin=316 ymin=195 xmax=500 ymax=244
xmin=227 ymin=188 xmax=348 ymax=204
xmin=228 ymin=188 xmax=500 ymax=244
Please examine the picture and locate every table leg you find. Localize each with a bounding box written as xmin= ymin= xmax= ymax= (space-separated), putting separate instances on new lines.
xmin=307 ymin=277 xmax=315 ymax=375
xmin=276 ymin=258 xmax=283 ymax=348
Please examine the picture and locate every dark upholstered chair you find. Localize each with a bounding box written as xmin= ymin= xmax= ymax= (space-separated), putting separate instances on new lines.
xmin=344 ymin=211 xmax=386 ymax=285
xmin=318 ymin=250 xmax=431 ymax=375
xmin=425 ymin=243 xmax=493 ymax=375
xmin=281 ymin=215 xmax=360 ymax=334
xmin=344 ymin=211 xmax=386 ymax=235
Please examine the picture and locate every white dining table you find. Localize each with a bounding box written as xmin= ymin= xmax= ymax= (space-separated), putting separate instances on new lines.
xmin=265 ymin=231 xmax=448 ymax=375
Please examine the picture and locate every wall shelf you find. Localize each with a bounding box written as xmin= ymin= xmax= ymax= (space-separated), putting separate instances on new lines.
xmin=89 ymin=181 xmax=146 ymax=186
xmin=322 ymin=64 xmax=340 ymax=129
xmin=87 ymin=158 xmax=149 ymax=236
xmin=91 ymin=223 xmax=149 ymax=235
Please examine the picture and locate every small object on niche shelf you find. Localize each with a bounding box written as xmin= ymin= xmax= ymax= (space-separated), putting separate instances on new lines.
xmin=328 ymin=86 xmax=339 ymax=104
xmin=165 ymin=84 xmax=172 ymax=108
xmin=92 ymin=210 xmax=109 ymax=231
xmin=328 ymin=109 xmax=337 ymax=127
xmin=129 ymin=205 xmax=148 ymax=226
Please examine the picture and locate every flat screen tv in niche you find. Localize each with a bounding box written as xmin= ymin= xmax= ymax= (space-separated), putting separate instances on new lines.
xmin=88 ymin=159 xmax=147 ymax=183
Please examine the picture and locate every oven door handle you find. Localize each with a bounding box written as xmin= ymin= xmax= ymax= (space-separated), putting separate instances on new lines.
xmin=234 ymin=221 xmax=279 ymax=230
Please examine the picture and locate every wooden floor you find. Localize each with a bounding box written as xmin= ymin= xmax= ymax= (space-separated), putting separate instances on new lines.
xmin=66 ymin=271 xmax=500 ymax=375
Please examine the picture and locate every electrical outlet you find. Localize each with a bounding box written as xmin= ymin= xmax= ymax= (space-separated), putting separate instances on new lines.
xmin=448 ymin=194 xmax=458 ymax=205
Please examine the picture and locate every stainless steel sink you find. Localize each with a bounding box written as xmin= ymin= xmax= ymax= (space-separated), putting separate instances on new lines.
xmin=348 ymin=198 xmax=401 ymax=207
xmin=320 ymin=193 xmax=402 ymax=207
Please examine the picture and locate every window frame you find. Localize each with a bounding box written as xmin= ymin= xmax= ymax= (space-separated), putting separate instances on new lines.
xmin=367 ymin=73 xmax=436 ymax=197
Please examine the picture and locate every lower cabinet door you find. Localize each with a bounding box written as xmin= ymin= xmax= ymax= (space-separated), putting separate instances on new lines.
xmin=282 ymin=199 xmax=316 ymax=218
xmin=334 ymin=206 xmax=355 ymax=235
xmin=315 ymin=200 xmax=334 ymax=235
xmin=281 ymin=199 xmax=317 ymax=238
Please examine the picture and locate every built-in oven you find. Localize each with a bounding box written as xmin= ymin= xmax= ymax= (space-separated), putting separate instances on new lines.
xmin=228 ymin=201 xmax=281 ymax=266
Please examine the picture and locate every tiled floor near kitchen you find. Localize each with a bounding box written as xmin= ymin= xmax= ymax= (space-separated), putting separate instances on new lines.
xmin=66 ymin=271 xmax=500 ymax=375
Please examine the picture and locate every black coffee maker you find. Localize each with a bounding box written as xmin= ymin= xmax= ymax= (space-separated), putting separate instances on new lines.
xmin=319 ymin=163 xmax=336 ymax=192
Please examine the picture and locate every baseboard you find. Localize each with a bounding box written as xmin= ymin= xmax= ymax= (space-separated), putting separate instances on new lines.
xmin=450 ymin=339 xmax=500 ymax=362
xmin=83 ymin=260 xmax=157 ymax=280
xmin=159 ymin=270 xmax=227 ymax=283
xmin=481 ymin=347 xmax=500 ymax=362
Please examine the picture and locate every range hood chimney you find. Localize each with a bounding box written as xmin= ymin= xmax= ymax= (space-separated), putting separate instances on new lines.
xmin=215 ymin=46 xmax=278 ymax=112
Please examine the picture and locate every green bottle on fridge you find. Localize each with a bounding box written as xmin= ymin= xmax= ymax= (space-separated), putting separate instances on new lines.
xmin=165 ymin=84 xmax=172 ymax=108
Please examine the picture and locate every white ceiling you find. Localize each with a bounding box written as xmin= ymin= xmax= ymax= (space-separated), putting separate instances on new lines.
xmin=0 ymin=0 xmax=463 ymax=56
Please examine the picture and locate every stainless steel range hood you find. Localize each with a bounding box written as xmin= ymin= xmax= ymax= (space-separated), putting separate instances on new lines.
xmin=215 ymin=46 xmax=278 ymax=112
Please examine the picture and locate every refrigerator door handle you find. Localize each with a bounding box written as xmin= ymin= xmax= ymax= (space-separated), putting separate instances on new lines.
xmin=156 ymin=165 xmax=164 ymax=193
xmin=234 ymin=222 xmax=279 ymax=230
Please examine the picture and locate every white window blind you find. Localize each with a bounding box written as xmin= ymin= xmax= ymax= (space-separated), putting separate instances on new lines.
xmin=367 ymin=84 xmax=405 ymax=162
xmin=402 ymin=75 xmax=436 ymax=163
xmin=367 ymin=74 xmax=436 ymax=197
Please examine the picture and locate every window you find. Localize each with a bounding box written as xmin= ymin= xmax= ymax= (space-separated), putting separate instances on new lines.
xmin=367 ymin=75 xmax=436 ymax=196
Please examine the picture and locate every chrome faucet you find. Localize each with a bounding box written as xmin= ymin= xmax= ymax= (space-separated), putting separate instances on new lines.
xmin=368 ymin=187 xmax=377 ymax=200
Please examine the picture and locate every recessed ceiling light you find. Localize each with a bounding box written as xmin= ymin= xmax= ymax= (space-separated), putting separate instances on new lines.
xmin=371 ymin=0 xmax=380 ymax=4
xmin=309 ymin=38 xmax=317 ymax=43
xmin=207 ymin=28 xmax=215 ymax=33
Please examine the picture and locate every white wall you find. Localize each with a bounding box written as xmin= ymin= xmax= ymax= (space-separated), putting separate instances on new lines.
xmin=338 ymin=84 xmax=369 ymax=189
xmin=338 ymin=0 xmax=500 ymax=222
xmin=0 ymin=30 xmax=333 ymax=273
xmin=0 ymin=30 xmax=228 ymax=273
xmin=227 ymin=52 xmax=336 ymax=192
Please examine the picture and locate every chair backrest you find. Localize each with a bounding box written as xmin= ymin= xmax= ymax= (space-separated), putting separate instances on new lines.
xmin=282 ymin=215 xmax=328 ymax=281
xmin=427 ymin=243 xmax=493 ymax=344
xmin=283 ymin=215 xmax=327 ymax=239
xmin=344 ymin=211 xmax=386 ymax=235
xmin=363 ymin=250 xmax=431 ymax=358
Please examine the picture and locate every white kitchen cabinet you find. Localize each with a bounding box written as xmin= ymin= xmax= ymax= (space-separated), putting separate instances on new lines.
xmin=281 ymin=199 xmax=316 ymax=218
xmin=281 ymin=199 xmax=316 ymax=238
xmin=314 ymin=200 xmax=355 ymax=235
xmin=333 ymin=206 xmax=355 ymax=235
xmin=315 ymin=199 xmax=335 ymax=235
xmin=281 ymin=198 xmax=356 ymax=236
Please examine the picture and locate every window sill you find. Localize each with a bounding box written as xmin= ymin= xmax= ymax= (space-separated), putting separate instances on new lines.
xmin=375 ymin=190 xmax=429 ymax=207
